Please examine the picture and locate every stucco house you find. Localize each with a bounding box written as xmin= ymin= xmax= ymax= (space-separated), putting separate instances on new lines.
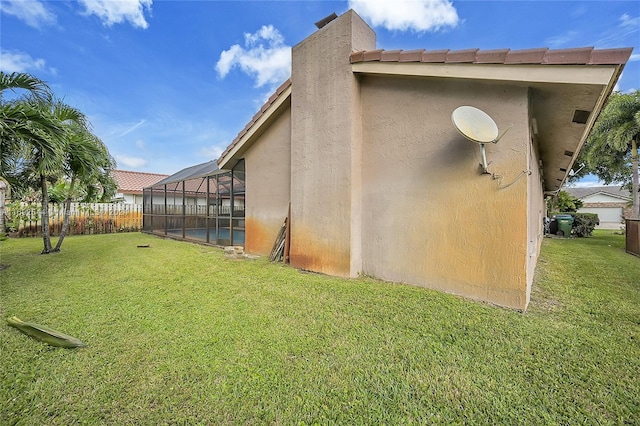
xmin=152 ymin=10 xmax=631 ymax=310
xmin=566 ymin=186 xmax=632 ymax=229
xmin=111 ymin=170 xmax=169 ymax=204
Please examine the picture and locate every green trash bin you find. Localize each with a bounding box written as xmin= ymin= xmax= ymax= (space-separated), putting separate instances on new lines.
xmin=555 ymin=214 xmax=574 ymax=237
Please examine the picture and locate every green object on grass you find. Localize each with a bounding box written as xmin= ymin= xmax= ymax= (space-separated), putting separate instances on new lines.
xmin=556 ymin=214 xmax=574 ymax=237
xmin=6 ymin=316 xmax=85 ymax=348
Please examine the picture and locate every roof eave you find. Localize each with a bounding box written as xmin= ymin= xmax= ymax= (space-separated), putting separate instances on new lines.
xmin=586 ymin=191 xmax=633 ymax=201
xmin=218 ymin=83 xmax=292 ymax=170
xmin=352 ymin=61 xmax=626 ymax=192
xmin=351 ymin=61 xmax=620 ymax=86
xmin=554 ymin=64 xmax=625 ymax=190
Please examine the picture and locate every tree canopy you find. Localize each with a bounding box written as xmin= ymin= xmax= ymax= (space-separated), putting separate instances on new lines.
xmin=0 ymin=71 xmax=117 ymax=252
xmin=571 ymin=90 xmax=640 ymax=218
xmin=548 ymin=190 xmax=583 ymax=213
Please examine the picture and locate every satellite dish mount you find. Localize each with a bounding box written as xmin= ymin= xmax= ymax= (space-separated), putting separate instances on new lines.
xmin=452 ymin=106 xmax=513 ymax=174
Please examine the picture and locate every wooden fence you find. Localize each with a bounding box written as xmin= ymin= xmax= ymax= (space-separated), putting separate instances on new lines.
xmin=4 ymin=203 xmax=142 ymax=238
xmin=626 ymin=219 xmax=640 ymax=257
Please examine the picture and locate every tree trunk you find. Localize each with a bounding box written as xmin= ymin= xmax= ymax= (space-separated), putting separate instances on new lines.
xmin=632 ymin=138 xmax=639 ymax=219
xmin=53 ymin=179 xmax=75 ymax=252
xmin=40 ymin=174 xmax=53 ymax=254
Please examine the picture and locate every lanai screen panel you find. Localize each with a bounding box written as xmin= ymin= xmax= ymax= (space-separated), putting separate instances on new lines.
xmin=142 ymin=160 xmax=245 ymax=246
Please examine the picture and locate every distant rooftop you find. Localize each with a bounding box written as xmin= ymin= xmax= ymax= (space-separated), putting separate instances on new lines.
xmin=565 ymin=186 xmax=632 ymax=200
xmin=111 ymin=170 xmax=169 ymax=195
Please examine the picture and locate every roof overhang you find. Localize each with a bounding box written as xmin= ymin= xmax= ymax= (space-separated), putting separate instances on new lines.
xmin=585 ymin=191 xmax=632 ymax=202
xmin=352 ymin=61 xmax=625 ymax=191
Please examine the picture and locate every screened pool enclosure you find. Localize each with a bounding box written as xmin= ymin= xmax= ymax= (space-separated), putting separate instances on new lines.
xmin=143 ymin=160 xmax=245 ymax=246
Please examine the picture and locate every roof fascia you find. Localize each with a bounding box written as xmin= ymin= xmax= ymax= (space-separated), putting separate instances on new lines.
xmin=351 ymin=62 xmax=618 ymax=86
xmin=584 ymin=191 xmax=632 ymax=201
xmin=555 ymin=64 xmax=624 ymax=189
xmin=218 ymin=85 xmax=292 ymax=170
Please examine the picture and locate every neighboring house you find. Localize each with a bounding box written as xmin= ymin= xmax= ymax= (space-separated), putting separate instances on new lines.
xmin=111 ymin=170 xmax=169 ymax=204
xmin=212 ymin=10 xmax=631 ymax=310
xmin=566 ymin=186 xmax=632 ymax=229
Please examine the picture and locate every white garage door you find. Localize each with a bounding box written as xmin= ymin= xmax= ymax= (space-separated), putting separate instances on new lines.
xmin=579 ymin=207 xmax=623 ymax=228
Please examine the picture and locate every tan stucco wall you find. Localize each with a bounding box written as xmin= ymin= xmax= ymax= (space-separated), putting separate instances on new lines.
xmin=359 ymin=75 xmax=533 ymax=309
xmin=243 ymin=105 xmax=292 ymax=255
xmin=289 ymin=11 xmax=375 ymax=277
xmin=527 ymin=125 xmax=544 ymax=307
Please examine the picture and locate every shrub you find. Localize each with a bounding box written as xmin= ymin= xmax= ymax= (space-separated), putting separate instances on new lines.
xmin=548 ymin=212 xmax=599 ymax=237
xmin=572 ymin=213 xmax=599 ymax=237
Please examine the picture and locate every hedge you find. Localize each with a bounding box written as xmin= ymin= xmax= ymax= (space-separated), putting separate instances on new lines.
xmin=550 ymin=212 xmax=599 ymax=237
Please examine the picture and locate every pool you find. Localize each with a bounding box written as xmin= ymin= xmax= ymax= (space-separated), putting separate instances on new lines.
xmin=165 ymin=228 xmax=245 ymax=245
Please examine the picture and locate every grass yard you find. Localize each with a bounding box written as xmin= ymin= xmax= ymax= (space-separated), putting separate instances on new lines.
xmin=0 ymin=231 xmax=638 ymax=424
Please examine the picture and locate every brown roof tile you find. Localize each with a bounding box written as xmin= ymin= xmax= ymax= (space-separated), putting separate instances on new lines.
xmin=543 ymin=47 xmax=593 ymax=64
xmin=111 ymin=170 xmax=169 ymax=195
xmin=475 ymin=48 xmax=510 ymax=64
xmin=421 ymin=49 xmax=449 ymax=63
xmin=350 ymin=51 xmax=364 ymax=63
xmin=504 ymin=48 xmax=548 ymax=64
xmin=380 ymin=49 xmax=403 ymax=61
xmin=398 ymin=49 xmax=425 ymax=62
xmin=349 ymin=46 xmax=633 ymax=67
xmin=446 ymin=48 xmax=479 ymax=63
xmin=588 ymin=48 xmax=634 ymax=64
xmin=363 ymin=49 xmax=384 ymax=61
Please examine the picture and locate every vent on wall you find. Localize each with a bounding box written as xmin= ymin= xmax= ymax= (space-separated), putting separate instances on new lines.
xmin=572 ymin=110 xmax=590 ymax=124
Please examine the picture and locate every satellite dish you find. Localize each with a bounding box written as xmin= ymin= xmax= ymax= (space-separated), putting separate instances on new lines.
xmin=451 ymin=106 xmax=512 ymax=174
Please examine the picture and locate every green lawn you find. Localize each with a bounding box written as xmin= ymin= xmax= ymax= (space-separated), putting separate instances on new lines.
xmin=1 ymin=231 xmax=638 ymax=424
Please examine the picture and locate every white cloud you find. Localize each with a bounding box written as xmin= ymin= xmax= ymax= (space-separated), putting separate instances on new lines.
xmin=215 ymin=25 xmax=291 ymax=88
xmin=0 ymin=50 xmax=51 ymax=74
xmin=198 ymin=144 xmax=225 ymax=160
xmin=545 ymin=31 xmax=579 ymax=48
xmin=595 ymin=13 xmax=639 ymax=48
xmin=118 ymin=119 xmax=146 ymax=137
xmin=0 ymin=0 xmax=56 ymax=28
xmin=619 ymin=13 xmax=639 ymax=29
xmin=629 ymin=54 xmax=640 ymax=62
xmin=115 ymin=154 xmax=147 ymax=168
xmin=348 ymin=0 xmax=459 ymax=32
xmin=78 ymin=0 xmax=152 ymax=29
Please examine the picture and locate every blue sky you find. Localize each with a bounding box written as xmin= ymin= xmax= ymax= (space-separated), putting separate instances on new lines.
xmin=1 ymin=0 xmax=639 ymax=186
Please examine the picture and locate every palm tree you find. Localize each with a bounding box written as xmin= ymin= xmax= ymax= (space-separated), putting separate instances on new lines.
xmin=583 ymin=91 xmax=640 ymax=219
xmin=32 ymin=98 xmax=88 ymax=253
xmin=53 ymin=124 xmax=116 ymax=251
xmin=0 ymin=72 xmax=59 ymax=195
xmin=2 ymin=71 xmax=116 ymax=252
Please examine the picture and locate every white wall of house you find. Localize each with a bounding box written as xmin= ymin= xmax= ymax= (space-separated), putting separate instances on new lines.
xmin=583 ymin=193 xmax=626 ymax=203
xmin=578 ymin=192 xmax=628 ymax=229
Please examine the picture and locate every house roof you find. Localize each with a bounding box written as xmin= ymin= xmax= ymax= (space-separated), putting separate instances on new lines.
xmin=348 ymin=47 xmax=632 ymax=66
xmin=217 ymin=33 xmax=632 ymax=192
xmin=350 ymin=46 xmax=632 ymax=192
xmin=565 ymin=186 xmax=632 ymax=201
xmin=111 ymin=170 xmax=169 ymax=195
